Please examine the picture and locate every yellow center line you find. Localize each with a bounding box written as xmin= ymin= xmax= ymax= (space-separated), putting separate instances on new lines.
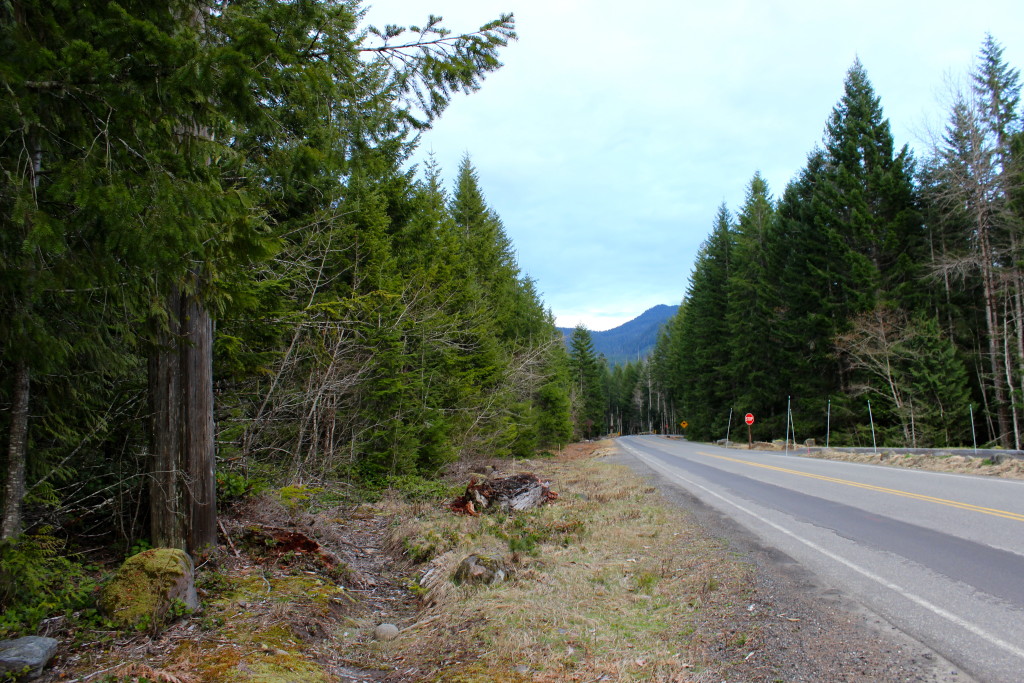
xmin=695 ymin=451 xmax=1024 ymax=523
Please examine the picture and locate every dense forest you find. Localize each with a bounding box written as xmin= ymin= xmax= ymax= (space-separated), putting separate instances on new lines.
xmin=560 ymin=37 xmax=1024 ymax=450
xmin=0 ymin=0 xmax=589 ymax=623
xmin=585 ymin=36 xmax=1024 ymax=450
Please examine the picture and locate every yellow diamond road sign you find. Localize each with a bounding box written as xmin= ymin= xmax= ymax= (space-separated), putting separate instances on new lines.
xmin=680 ymin=421 xmax=688 ymax=429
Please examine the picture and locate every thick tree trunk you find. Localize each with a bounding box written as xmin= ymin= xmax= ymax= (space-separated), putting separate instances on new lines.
xmin=182 ymin=291 xmax=217 ymax=552
xmin=148 ymin=283 xmax=217 ymax=553
xmin=149 ymin=285 xmax=185 ymax=550
xmin=1 ymin=360 xmax=30 ymax=540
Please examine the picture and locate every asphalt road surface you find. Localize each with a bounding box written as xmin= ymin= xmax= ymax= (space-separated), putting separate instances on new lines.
xmin=617 ymin=435 xmax=1024 ymax=683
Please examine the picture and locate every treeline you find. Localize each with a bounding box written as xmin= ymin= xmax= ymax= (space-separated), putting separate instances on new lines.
xmin=651 ymin=37 xmax=1024 ymax=449
xmin=0 ymin=1 xmax=574 ymax=555
xmin=564 ymin=325 xmax=674 ymax=439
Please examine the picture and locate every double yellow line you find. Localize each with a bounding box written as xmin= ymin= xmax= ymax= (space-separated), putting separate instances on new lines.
xmin=697 ymin=451 xmax=1024 ymax=523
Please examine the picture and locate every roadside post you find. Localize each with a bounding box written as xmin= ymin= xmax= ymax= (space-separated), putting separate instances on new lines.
xmin=826 ymin=398 xmax=831 ymax=449
xmin=745 ymin=413 xmax=754 ymax=449
xmin=868 ymin=399 xmax=877 ymax=454
xmin=970 ymin=404 xmax=977 ymax=457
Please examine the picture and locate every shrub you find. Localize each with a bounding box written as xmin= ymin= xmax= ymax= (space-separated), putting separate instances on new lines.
xmin=0 ymin=532 xmax=97 ymax=637
xmin=384 ymin=474 xmax=460 ymax=502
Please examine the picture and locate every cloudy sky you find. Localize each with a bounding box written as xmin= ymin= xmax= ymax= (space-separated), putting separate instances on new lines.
xmin=364 ymin=0 xmax=1024 ymax=331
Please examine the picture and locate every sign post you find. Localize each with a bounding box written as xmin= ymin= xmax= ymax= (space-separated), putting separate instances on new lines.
xmin=744 ymin=413 xmax=754 ymax=449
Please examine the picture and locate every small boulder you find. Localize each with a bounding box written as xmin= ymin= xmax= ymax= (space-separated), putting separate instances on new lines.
xmin=453 ymin=554 xmax=506 ymax=585
xmin=0 ymin=636 xmax=58 ymax=679
xmin=373 ymin=623 xmax=400 ymax=641
xmin=100 ymin=548 xmax=200 ymax=629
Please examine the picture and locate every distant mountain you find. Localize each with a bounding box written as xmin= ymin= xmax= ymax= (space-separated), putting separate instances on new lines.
xmin=559 ymin=304 xmax=678 ymax=366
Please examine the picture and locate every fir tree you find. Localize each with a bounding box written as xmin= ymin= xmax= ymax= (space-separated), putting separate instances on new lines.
xmin=675 ymin=205 xmax=734 ymax=440
xmin=567 ymin=326 xmax=606 ymax=439
xmin=726 ymin=173 xmax=781 ymax=421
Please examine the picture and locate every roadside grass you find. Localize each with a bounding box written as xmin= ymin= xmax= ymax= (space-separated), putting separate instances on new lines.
xmin=383 ymin=442 xmax=759 ymax=681
xmin=42 ymin=444 xmax=766 ymax=682
xmin=803 ymin=447 xmax=1024 ymax=478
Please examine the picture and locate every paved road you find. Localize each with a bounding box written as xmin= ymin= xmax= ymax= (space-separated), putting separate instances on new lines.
xmin=617 ymin=435 xmax=1024 ymax=683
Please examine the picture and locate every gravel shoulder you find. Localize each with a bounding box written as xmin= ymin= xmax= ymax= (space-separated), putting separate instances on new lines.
xmin=609 ymin=445 xmax=972 ymax=682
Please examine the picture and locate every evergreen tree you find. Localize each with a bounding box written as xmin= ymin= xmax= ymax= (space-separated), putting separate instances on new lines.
xmin=772 ymin=63 xmax=923 ymax=442
xmin=674 ymin=205 xmax=734 ymax=441
xmin=902 ymin=316 xmax=973 ymax=447
xmin=533 ymin=338 xmax=574 ymax=450
xmin=818 ymin=60 xmax=923 ymax=311
xmin=0 ymin=1 xmax=519 ymax=545
xmin=567 ymin=326 xmax=606 ymax=439
xmin=923 ymin=36 xmax=1022 ymax=446
xmin=771 ymin=151 xmax=846 ymax=438
xmin=726 ymin=173 xmax=781 ymax=421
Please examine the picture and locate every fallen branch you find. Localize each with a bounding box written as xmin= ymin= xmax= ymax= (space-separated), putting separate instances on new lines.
xmin=218 ymin=519 xmax=241 ymax=558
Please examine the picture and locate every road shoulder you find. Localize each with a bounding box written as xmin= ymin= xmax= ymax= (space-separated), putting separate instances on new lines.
xmin=608 ymin=444 xmax=971 ymax=682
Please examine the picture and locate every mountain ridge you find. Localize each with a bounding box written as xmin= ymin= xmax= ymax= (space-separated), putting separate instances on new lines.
xmin=559 ymin=304 xmax=678 ymax=366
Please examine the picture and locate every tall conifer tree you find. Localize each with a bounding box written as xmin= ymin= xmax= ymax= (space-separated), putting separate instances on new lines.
xmin=675 ymin=205 xmax=734 ymax=440
xmin=726 ymin=173 xmax=781 ymax=423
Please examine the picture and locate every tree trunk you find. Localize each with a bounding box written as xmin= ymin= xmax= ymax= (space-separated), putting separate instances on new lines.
xmin=148 ymin=282 xmax=217 ymax=553
xmin=1 ymin=360 xmax=30 ymax=540
xmin=3 ymin=135 xmax=43 ymax=541
xmin=149 ymin=285 xmax=185 ymax=550
xmin=182 ymin=290 xmax=217 ymax=553
xmin=976 ymin=201 xmax=1012 ymax=447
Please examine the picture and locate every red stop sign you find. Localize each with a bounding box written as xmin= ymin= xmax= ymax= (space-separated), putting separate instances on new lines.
xmin=744 ymin=413 xmax=755 ymax=425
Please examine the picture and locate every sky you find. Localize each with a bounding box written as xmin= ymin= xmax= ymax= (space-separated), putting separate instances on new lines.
xmin=363 ymin=1 xmax=1024 ymax=331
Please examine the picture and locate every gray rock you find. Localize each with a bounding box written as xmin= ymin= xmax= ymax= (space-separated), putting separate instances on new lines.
xmin=0 ymin=636 xmax=59 ymax=679
xmin=453 ymin=554 xmax=507 ymax=585
xmin=373 ymin=623 xmax=400 ymax=641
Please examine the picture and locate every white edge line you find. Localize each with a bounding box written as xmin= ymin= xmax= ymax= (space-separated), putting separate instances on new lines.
xmin=619 ymin=440 xmax=1024 ymax=663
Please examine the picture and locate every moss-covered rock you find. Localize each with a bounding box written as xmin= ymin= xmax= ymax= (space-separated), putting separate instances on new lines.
xmin=453 ymin=554 xmax=506 ymax=585
xmin=100 ymin=548 xmax=200 ymax=629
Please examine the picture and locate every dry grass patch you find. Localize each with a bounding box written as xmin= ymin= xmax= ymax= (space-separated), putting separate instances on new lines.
xmin=386 ymin=442 xmax=758 ymax=681
xmin=805 ymin=448 xmax=1024 ymax=479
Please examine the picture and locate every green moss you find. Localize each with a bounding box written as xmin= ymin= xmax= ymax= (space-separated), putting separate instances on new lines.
xmin=277 ymin=485 xmax=325 ymax=512
xmin=247 ymin=653 xmax=333 ymax=682
xmin=99 ymin=548 xmax=195 ymax=630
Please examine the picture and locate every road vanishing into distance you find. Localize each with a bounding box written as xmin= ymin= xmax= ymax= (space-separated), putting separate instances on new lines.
xmin=617 ymin=435 xmax=1024 ymax=683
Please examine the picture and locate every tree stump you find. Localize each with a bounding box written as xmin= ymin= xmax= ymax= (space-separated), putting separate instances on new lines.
xmin=451 ymin=473 xmax=557 ymax=515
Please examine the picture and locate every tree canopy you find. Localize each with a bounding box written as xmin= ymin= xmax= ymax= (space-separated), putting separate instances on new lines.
xmin=1 ymin=1 xmax=576 ymax=563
